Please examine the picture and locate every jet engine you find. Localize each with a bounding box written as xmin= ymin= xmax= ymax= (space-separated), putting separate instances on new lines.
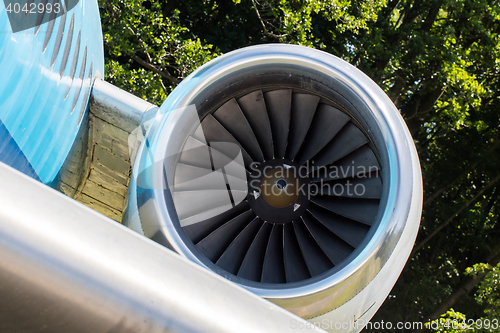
xmin=124 ymin=44 xmax=422 ymax=330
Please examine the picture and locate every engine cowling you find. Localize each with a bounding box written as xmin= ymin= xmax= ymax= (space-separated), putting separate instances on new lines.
xmin=124 ymin=44 xmax=422 ymax=331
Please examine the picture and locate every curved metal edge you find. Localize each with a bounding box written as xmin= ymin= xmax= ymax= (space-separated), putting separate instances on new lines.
xmin=0 ymin=162 xmax=325 ymax=333
xmin=91 ymin=79 xmax=159 ymax=133
xmin=126 ymin=44 xmax=422 ymax=318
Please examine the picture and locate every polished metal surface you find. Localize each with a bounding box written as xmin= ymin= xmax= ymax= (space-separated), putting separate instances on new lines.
xmin=125 ymin=44 xmax=422 ymax=327
xmin=0 ymin=162 xmax=324 ymax=333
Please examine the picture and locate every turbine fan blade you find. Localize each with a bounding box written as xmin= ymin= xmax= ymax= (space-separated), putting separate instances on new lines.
xmin=178 ymin=136 xmax=212 ymax=170
xmin=238 ymin=222 xmax=273 ymax=281
xmin=308 ymin=205 xmax=370 ymax=248
xmin=264 ymin=89 xmax=292 ymax=159
xmin=179 ymin=136 xmax=246 ymax=179
xmin=313 ymin=176 xmax=383 ymax=199
xmin=310 ymin=122 xmax=369 ymax=168
xmin=196 ymin=210 xmax=256 ymax=262
xmin=174 ymin=163 xmax=246 ymax=192
xmin=285 ymin=94 xmax=320 ymax=160
xmin=213 ymin=98 xmax=264 ymax=162
xmin=182 ymin=201 xmax=250 ymax=243
xmin=216 ymin=218 xmax=264 ymax=275
xmin=261 ymin=224 xmax=286 ymax=283
xmin=309 ymin=144 xmax=380 ymax=182
xmin=311 ymin=196 xmax=380 ymax=225
xmin=174 ymin=163 xmax=212 ymax=185
xmin=293 ymin=220 xmax=333 ymax=276
xmin=200 ymin=114 xmax=253 ymax=168
xmin=302 ymin=214 xmax=354 ymax=265
xmin=283 ymin=223 xmax=311 ymax=283
xmin=238 ymin=90 xmax=274 ymax=160
xmin=295 ymin=104 xmax=350 ymax=166
xmin=173 ymin=188 xmax=247 ymax=226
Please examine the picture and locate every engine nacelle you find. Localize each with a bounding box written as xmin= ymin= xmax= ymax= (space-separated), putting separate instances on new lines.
xmin=124 ymin=44 xmax=423 ymax=331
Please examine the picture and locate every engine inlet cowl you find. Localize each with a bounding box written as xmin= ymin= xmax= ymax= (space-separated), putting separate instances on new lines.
xmin=124 ymin=44 xmax=422 ymax=328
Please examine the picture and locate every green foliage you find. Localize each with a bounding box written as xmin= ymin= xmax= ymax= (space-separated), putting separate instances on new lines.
xmin=428 ymin=309 xmax=470 ymax=333
xmin=99 ymin=0 xmax=219 ymax=104
xmin=105 ymin=59 xmax=167 ymax=103
xmin=237 ymin=0 xmax=386 ymax=46
xmin=99 ymin=0 xmax=385 ymax=103
xmin=428 ymin=308 xmax=500 ymax=333
xmin=467 ymin=263 xmax=500 ymax=318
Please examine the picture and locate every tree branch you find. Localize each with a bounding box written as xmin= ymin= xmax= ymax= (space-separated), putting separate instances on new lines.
xmin=420 ymin=0 xmax=443 ymax=32
xmin=251 ymin=0 xmax=287 ymax=39
xmin=125 ymin=51 xmax=180 ymax=84
xmin=388 ymin=71 xmax=406 ymax=104
xmin=412 ymin=175 xmax=500 ymax=255
xmin=420 ymin=250 xmax=500 ymax=326
xmin=424 ymin=139 xmax=500 ymax=206
xmin=126 ymin=26 xmax=154 ymax=64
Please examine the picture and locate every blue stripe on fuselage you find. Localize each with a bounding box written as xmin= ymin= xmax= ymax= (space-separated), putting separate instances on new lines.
xmin=0 ymin=119 xmax=41 ymax=181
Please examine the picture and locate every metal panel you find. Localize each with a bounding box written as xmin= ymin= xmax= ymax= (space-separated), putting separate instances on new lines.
xmin=0 ymin=162 xmax=324 ymax=333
